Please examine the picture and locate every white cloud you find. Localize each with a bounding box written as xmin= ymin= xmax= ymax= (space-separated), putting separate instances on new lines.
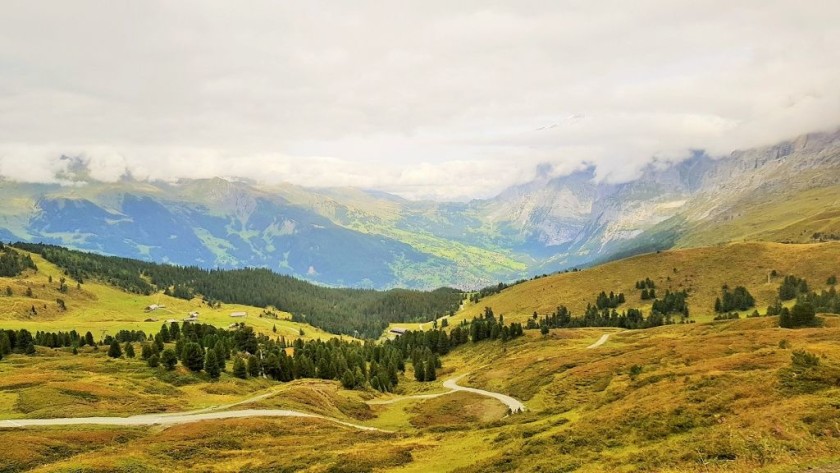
xmin=0 ymin=1 xmax=838 ymax=200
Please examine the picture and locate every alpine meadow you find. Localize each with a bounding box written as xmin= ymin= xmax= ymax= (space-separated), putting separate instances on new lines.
xmin=1 ymin=2 xmax=840 ymax=472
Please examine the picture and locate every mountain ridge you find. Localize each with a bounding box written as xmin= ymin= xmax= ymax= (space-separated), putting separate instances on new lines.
xmin=0 ymin=129 xmax=838 ymax=289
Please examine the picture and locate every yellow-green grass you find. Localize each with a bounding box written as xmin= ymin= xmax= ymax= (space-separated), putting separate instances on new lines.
xmin=0 ymin=251 xmax=341 ymax=342
xmin=407 ymin=391 xmax=507 ymax=429
xmin=452 ymin=241 xmax=840 ymax=326
xmin=238 ymin=378 xmax=376 ymax=422
xmin=0 ymin=346 xmax=281 ymax=420
xmin=432 ymin=317 xmax=840 ymax=472
xmin=3 ymin=316 xmax=840 ymax=471
xmin=679 ymin=184 xmax=840 ymax=248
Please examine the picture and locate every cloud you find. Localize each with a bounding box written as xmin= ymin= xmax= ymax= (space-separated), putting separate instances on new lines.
xmin=0 ymin=1 xmax=838 ymax=200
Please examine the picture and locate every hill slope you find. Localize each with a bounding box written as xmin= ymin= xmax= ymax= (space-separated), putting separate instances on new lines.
xmin=0 ymin=251 xmax=338 ymax=341
xmin=454 ymin=241 xmax=840 ymax=325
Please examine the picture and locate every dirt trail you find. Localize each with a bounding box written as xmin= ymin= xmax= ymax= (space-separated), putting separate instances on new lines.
xmin=443 ymin=375 xmax=526 ymax=412
xmin=587 ymin=333 xmax=610 ymax=349
xmin=0 ymin=408 xmax=387 ymax=431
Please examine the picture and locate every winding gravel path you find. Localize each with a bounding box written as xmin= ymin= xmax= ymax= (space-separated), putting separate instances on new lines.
xmin=0 ymin=387 xmax=388 ymax=432
xmin=0 ymin=409 xmax=387 ymax=431
xmin=443 ymin=375 xmax=526 ymax=412
xmin=587 ymin=333 xmax=610 ymax=349
xmin=367 ymin=374 xmax=527 ymax=412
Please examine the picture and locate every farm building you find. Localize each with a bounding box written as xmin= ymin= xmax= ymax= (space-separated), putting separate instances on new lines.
xmin=389 ymin=328 xmax=407 ymax=336
xmin=230 ymin=311 xmax=247 ymax=318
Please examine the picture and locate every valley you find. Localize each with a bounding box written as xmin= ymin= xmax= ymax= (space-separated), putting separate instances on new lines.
xmin=0 ymin=241 xmax=838 ymax=472
xmin=3 ymin=4 xmax=839 ymax=471
xmin=1 ymin=130 xmax=838 ymax=290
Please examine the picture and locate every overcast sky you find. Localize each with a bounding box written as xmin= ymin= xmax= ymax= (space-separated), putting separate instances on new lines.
xmin=0 ymin=1 xmax=838 ymax=200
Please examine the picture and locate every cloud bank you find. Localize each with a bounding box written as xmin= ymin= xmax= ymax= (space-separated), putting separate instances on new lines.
xmin=0 ymin=1 xmax=838 ymax=200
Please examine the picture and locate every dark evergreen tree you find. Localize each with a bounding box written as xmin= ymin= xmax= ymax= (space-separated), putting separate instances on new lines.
xmin=341 ymin=369 xmax=356 ymax=389
xmin=107 ymin=340 xmax=122 ymax=358
xmin=205 ymin=350 xmax=221 ymax=379
xmin=233 ymin=356 xmax=248 ymax=379
xmin=124 ymin=342 xmax=135 ymax=358
xmin=183 ymin=343 xmax=204 ymax=372
xmin=161 ymin=348 xmax=178 ymax=370
xmin=0 ymin=332 xmax=10 ymax=356
xmin=213 ymin=341 xmax=226 ymax=371
xmin=424 ymin=357 xmax=437 ymax=381
xmin=247 ymin=355 xmax=261 ymax=377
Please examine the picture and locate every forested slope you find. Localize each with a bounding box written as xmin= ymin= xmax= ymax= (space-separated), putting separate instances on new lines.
xmin=13 ymin=243 xmax=463 ymax=338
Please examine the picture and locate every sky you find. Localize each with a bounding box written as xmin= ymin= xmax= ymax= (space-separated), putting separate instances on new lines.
xmin=0 ymin=1 xmax=838 ymax=201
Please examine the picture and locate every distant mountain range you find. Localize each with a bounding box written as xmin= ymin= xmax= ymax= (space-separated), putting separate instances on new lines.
xmin=1 ymin=130 xmax=838 ymax=289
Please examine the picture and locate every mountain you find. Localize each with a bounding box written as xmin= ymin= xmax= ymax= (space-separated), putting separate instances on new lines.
xmin=0 ymin=130 xmax=838 ymax=289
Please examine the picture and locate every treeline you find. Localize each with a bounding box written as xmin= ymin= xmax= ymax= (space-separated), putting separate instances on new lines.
xmin=651 ymin=290 xmax=689 ymax=316
xmin=766 ymin=274 xmax=839 ymax=326
xmin=0 ymin=243 xmax=37 ymax=277
xmin=467 ymin=272 xmax=561 ymax=304
xmin=468 ymin=281 xmax=519 ymax=303
xmin=389 ymin=309 xmax=524 ymax=380
xmin=596 ymin=291 xmax=625 ymax=309
xmin=779 ymin=275 xmax=809 ymax=301
xmin=714 ymin=285 xmax=755 ymax=312
xmin=528 ymin=305 xmax=672 ymax=331
xmin=13 ymin=243 xmax=463 ymax=338
xmin=527 ymin=285 xmax=691 ymax=332
xmin=0 ymin=327 xmax=125 ymax=356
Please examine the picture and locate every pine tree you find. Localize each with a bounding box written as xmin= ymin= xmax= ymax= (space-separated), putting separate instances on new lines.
xmin=141 ymin=343 xmax=152 ymax=360
xmin=159 ymin=324 xmax=171 ymax=342
xmin=25 ymin=342 xmax=36 ymax=355
xmin=205 ymin=350 xmax=221 ymax=379
xmin=0 ymin=332 xmax=10 ymax=355
xmin=413 ymin=360 xmax=425 ymax=382
xmin=108 ymin=340 xmax=122 ymax=358
xmin=84 ymin=331 xmax=95 ymax=347
xmin=233 ymin=356 xmax=248 ymax=379
xmin=341 ymin=369 xmax=356 ymax=389
xmin=183 ymin=343 xmax=205 ymax=372
xmin=790 ymin=302 xmax=816 ymax=327
xmin=147 ymin=354 xmax=159 ymax=367
xmin=424 ymin=358 xmax=436 ymax=381
xmin=161 ymin=349 xmax=178 ymax=370
xmin=213 ymin=341 xmax=226 ymax=371
xmin=247 ymin=355 xmax=261 ymax=377
xmin=124 ymin=342 xmax=135 ymax=358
